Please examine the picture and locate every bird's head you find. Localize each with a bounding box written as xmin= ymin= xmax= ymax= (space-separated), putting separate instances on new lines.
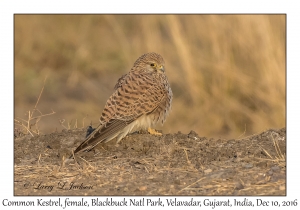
xmin=132 ymin=52 xmax=165 ymax=74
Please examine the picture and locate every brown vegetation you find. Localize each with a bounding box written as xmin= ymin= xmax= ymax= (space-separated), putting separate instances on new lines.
xmin=14 ymin=15 xmax=286 ymax=138
xmin=14 ymin=127 xmax=286 ymax=195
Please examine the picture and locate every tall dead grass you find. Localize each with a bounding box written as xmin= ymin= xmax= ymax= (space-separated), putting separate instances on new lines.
xmin=14 ymin=15 xmax=285 ymax=138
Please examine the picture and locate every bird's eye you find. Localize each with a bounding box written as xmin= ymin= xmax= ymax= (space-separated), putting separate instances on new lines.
xmin=150 ymin=63 xmax=155 ymax=67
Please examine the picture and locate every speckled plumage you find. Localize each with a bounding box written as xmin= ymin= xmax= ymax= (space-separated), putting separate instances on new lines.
xmin=73 ymin=52 xmax=173 ymax=154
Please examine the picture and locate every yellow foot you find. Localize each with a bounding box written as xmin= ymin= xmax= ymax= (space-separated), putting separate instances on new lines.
xmin=148 ymin=127 xmax=162 ymax=136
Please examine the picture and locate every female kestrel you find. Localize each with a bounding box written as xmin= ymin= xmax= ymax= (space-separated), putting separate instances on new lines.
xmin=72 ymin=52 xmax=173 ymax=154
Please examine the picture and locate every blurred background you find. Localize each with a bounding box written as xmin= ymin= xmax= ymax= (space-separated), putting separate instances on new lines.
xmin=14 ymin=15 xmax=286 ymax=139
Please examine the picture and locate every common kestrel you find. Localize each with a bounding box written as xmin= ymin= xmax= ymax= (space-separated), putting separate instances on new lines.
xmin=72 ymin=52 xmax=173 ymax=155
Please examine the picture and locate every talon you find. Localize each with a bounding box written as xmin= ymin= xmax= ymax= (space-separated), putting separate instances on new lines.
xmin=148 ymin=127 xmax=162 ymax=136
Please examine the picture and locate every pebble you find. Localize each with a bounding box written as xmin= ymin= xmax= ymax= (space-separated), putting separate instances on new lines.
xmin=243 ymin=163 xmax=253 ymax=169
xmin=235 ymin=181 xmax=244 ymax=190
xmin=139 ymin=186 xmax=147 ymax=191
xmin=188 ymin=130 xmax=199 ymax=139
xmin=271 ymin=166 xmax=280 ymax=171
xmin=204 ymin=169 xmax=212 ymax=173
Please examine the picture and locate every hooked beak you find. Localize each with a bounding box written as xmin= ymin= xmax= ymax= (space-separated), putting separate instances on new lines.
xmin=159 ymin=65 xmax=165 ymax=72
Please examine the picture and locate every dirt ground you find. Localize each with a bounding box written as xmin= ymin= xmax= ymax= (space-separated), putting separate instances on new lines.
xmin=14 ymin=127 xmax=286 ymax=196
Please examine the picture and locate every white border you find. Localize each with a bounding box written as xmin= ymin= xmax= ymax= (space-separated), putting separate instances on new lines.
xmin=2 ymin=0 xmax=299 ymax=209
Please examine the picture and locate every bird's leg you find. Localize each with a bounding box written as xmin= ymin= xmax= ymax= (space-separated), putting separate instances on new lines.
xmin=147 ymin=127 xmax=162 ymax=136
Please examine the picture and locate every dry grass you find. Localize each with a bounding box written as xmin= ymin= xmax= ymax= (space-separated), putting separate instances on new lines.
xmin=14 ymin=127 xmax=285 ymax=195
xmin=256 ymin=131 xmax=286 ymax=167
xmin=14 ymin=76 xmax=55 ymax=136
xmin=14 ymin=15 xmax=286 ymax=138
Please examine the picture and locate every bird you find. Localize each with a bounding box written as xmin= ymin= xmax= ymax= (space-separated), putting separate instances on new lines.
xmin=72 ymin=52 xmax=173 ymax=155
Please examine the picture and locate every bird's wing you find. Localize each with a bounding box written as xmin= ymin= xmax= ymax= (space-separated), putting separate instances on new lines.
xmin=114 ymin=73 xmax=127 ymax=90
xmin=72 ymin=118 xmax=136 ymax=154
xmin=72 ymin=72 xmax=167 ymax=154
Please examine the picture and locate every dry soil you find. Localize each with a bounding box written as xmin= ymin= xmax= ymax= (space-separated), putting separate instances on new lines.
xmin=14 ymin=127 xmax=286 ymax=196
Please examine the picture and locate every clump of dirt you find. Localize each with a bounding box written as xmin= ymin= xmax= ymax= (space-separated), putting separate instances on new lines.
xmin=14 ymin=128 xmax=286 ymax=195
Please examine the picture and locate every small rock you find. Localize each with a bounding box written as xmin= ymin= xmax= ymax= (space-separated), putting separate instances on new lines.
xmin=271 ymin=166 xmax=280 ymax=171
xmin=256 ymin=161 xmax=267 ymax=168
xmin=188 ymin=130 xmax=199 ymax=139
xmin=235 ymin=181 xmax=244 ymax=190
xmin=204 ymin=169 xmax=212 ymax=174
xmin=279 ymin=185 xmax=285 ymax=191
xmin=243 ymin=163 xmax=253 ymax=169
xmin=139 ymin=186 xmax=147 ymax=191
